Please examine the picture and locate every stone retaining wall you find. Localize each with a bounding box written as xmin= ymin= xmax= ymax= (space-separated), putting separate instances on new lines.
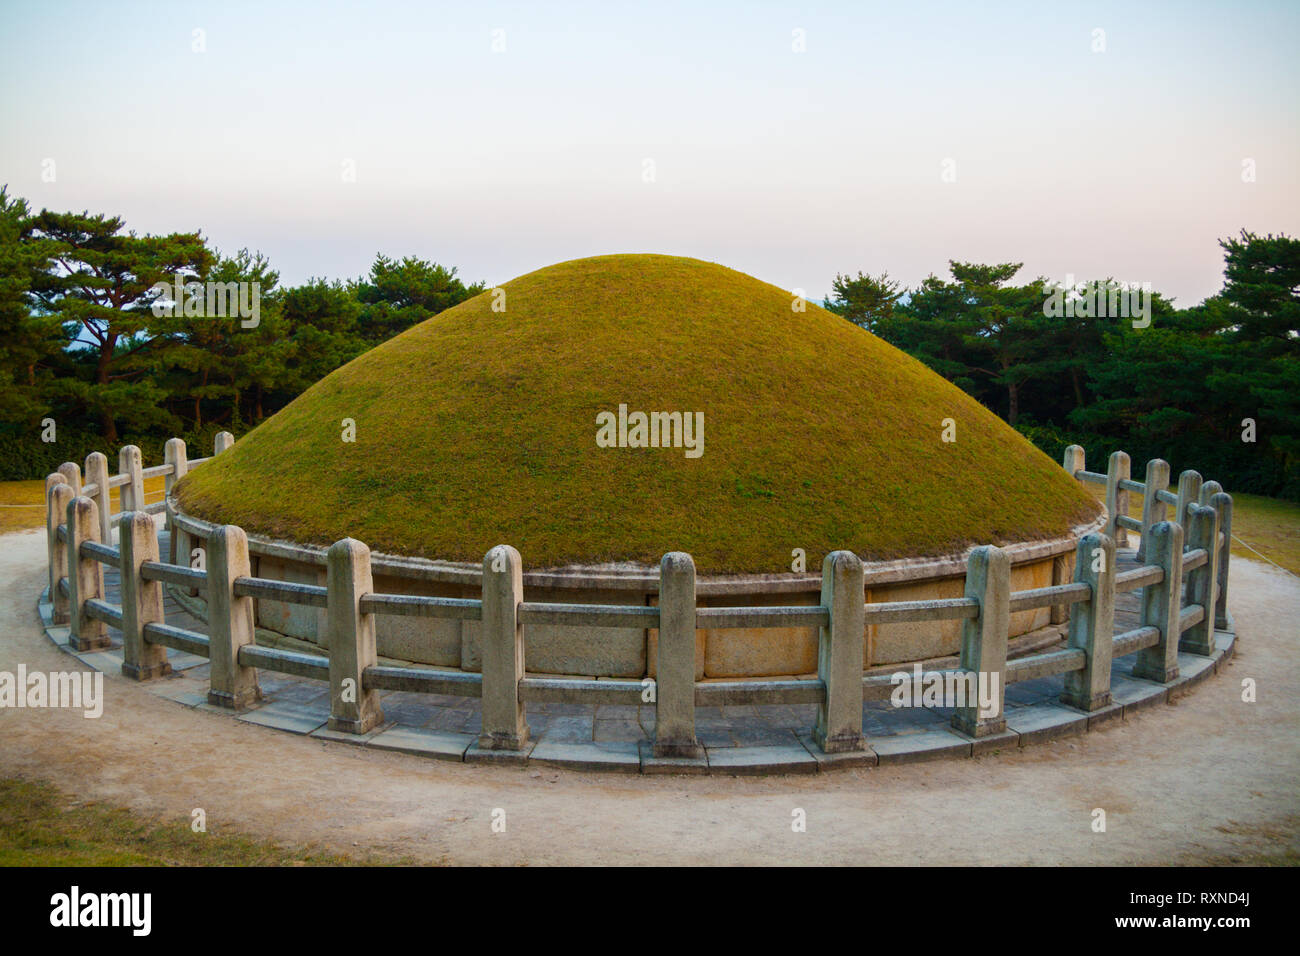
xmin=172 ymin=502 xmax=1098 ymax=677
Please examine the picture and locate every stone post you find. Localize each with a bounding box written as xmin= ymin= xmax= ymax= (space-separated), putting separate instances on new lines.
xmin=1132 ymin=521 xmax=1183 ymax=683
xmin=1062 ymin=532 xmax=1115 ymax=712
xmin=45 ymin=472 xmax=66 ymax=587
xmin=1174 ymin=470 xmax=1202 ymax=541
xmin=1198 ymin=480 xmax=1222 ymax=507
xmin=119 ymin=444 xmax=144 ymax=513
xmin=952 ymin=545 xmax=1010 ymax=737
xmin=1104 ymin=451 xmax=1131 ymax=548
xmin=57 ymin=460 xmax=81 ymax=496
xmin=164 ymin=438 xmax=189 ymax=566
xmin=1062 ymin=444 xmax=1085 ymax=479
xmin=206 ymin=525 xmax=261 ymax=709
xmin=67 ymin=496 xmax=109 ymax=652
xmin=654 ymin=552 xmax=704 ymax=758
xmin=1181 ymin=504 xmax=1220 ymax=656
xmin=1211 ymin=492 xmax=1232 ymax=629
xmin=46 ymin=479 xmax=71 ymax=625
xmin=1136 ymin=458 xmax=1169 ymax=563
xmin=214 ymin=431 xmax=235 ymax=455
xmin=478 ymin=545 xmax=528 ymax=750
xmin=326 ymin=538 xmax=384 ymax=734
xmin=1190 ymin=481 xmax=1222 ymax=616
xmin=164 ymin=437 xmax=189 ymax=493
xmin=84 ymin=452 xmax=112 ymax=543
xmin=119 ymin=511 xmax=171 ymax=680
xmin=813 ymin=550 xmax=866 ymax=753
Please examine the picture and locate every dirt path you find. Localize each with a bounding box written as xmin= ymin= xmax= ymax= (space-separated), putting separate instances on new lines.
xmin=1 ymin=527 xmax=1296 ymax=865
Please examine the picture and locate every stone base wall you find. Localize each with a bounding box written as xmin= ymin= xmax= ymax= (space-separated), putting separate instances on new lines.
xmin=239 ymin=548 xmax=1072 ymax=678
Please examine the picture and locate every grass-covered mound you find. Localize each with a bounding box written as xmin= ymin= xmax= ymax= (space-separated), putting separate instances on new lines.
xmin=176 ymin=254 xmax=1100 ymax=573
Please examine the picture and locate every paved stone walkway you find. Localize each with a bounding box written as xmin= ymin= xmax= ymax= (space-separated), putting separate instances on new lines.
xmin=41 ymin=532 xmax=1235 ymax=774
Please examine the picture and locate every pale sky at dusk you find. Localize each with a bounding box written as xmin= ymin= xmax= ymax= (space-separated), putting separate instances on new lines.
xmin=2 ymin=0 xmax=1297 ymax=305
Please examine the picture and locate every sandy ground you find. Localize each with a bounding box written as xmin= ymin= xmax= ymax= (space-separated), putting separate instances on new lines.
xmin=0 ymin=527 xmax=1296 ymax=865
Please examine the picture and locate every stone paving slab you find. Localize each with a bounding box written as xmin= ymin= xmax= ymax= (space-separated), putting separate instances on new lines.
xmin=953 ymin=726 xmax=1021 ymax=756
xmin=535 ymin=715 xmax=593 ymax=743
xmin=464 ymin=741 xmax=536 ymax=765
xmin=872 ymin=728 xmax=973 ymax=764
xmin=706 ymin=740 xmax=818 ymax=775
xmin=1078 ymin=700 xmax=1125 ymax=730
xmin=594 ymin=717 xmax=648 ymax=743
xmin=310 ymin=721 xmax=393 ymax=745
xmin=862 ymin=702 xmax=949 ymax=735
xmin=165 ymin=650 xmax=208 ymax=671
xmin=77 ymin=650 xmax=123 ymax=673
xmin=362 ymin=725 xmax=474 ymax=761
xmin=1004 ymin=701 xmax=1088 ymax=745
xmin=237 ymin=701 xmax=327 ymax=735
xmin=1109 ymin=674 xmax=1169 ymax=715
xmin=795 ymin=732 xmax=877 ymax=769
xmin=531 ymin=740 xmax=641 ymax=773
xmin=1005 ymin=675 xmax=1065 ymax=707
xmin=1168 ymin=652 xmax=1217 ymax=697
xmin=594 ymin=703 xmax=642 ymax=720
xmin=194 ymin=700 xmax=236 ymax=717
xmin=144 ymin=679 xmax=208 ymax=707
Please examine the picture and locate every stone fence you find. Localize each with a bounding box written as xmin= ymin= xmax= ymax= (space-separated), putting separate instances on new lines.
xmin=41 ymin=437 xmax=1234 ymax=764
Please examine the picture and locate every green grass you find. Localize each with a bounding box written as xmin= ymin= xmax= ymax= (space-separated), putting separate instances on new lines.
xmin=0 ymin=777 xmax=399 ymax=866
xmin=1225 ymin=492 xmax=1300 ymax=576
xmin=0 ymin=476 xmax=166 ymax=536
xmin=1090 ymin=485 xmax=1300 ymax=576
xmin=177 ymin=254 xmax=1101 ymax=573
xmin=0 ymin=479 xmax=45 ymax=535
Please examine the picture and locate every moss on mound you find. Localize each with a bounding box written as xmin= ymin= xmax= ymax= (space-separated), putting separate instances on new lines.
xmin=176 ymin=254 xmax=1100 ymax=573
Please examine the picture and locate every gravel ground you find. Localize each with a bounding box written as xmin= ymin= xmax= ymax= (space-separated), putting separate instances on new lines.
xmin=1 ymin=527 xmax=1295 ymax=865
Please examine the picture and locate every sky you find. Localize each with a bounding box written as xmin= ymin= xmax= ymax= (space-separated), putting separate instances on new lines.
xmin=1 ymin=0 xmax=1297 ymax=306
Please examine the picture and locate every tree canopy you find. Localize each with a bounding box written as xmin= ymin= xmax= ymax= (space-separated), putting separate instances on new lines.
xmin=823 ymin=237 xmax=1300 ymax=498
xmin=2 ymin=188 xmax=1296 ymax=500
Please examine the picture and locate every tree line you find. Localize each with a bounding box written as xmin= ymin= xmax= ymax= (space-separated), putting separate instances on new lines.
xmin=2 ymin=185 xmax=1296 ymax=500
xmin=0 ymin=187 xmax=484 ymax=477
xmin=823 ymin=233 xmax=1299 ymax=501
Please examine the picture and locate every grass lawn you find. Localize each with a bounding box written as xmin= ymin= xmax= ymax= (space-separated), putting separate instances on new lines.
xmin=1086 ymin=484 xmax=1300 ymax=576
xmin=1224 ymin=491 xmax=1300 ymax=576
xmin=0 ymin=475 xmax=167 ymax=536
xmin=0 ymin=777 xmax=402 ymax=866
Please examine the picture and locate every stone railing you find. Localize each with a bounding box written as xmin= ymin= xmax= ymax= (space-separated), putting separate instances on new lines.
xmin=41 ymin=436 xmax=1234 ymax=764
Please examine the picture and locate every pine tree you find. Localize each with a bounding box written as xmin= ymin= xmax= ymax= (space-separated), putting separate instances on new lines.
xmin=26 ymin=208 xmax=211 ymax=442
